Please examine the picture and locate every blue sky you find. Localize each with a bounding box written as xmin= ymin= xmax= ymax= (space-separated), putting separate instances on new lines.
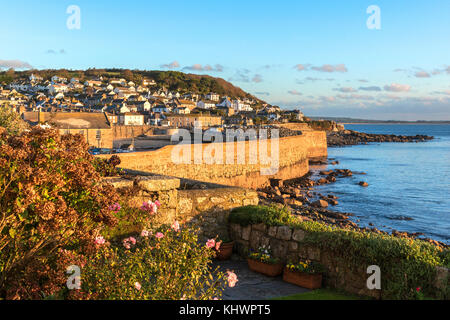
xmin=1 ymin=0 xmax=449 ymax=120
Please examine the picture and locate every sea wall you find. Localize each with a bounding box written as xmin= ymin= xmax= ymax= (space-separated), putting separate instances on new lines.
xmin=98 ymin=131 xmax=327 ymax=189
xmin=229 ymin=223 xmax=449 ymax=299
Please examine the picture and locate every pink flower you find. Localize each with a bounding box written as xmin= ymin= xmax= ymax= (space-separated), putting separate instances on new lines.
xmin=140 ymin=201 xmax=158 ymax=214
xmin=134 ymin=282 xmax=141 ymax=290
xmin=213 ymin=297 xmax=219 ymax=300
xmin=122 ymin=237 xmax=136 ymax=249
xmin=416 ymin=287 xmax=421 ymax=292
xmin=215 ymin=241 xmax=222 ymax=251
xmin=94 ymin=236 xmax=105 ymax=246
xmin=155 ymin=232 xmax=164 ymax=239
xmin=141 ymin=230 xmax=150 ymax=237
xmin=206 ymin=239 xmax=216 ymax=248
xmin=226 ymin=271 xmax=238 ymax=288
xmin=155 ymin=200 xmax=161 ymax=207
xmin=171 ymin=221 xmax=180 ymax=232
xmin=108 ymin=203 xmax=121 ymax=213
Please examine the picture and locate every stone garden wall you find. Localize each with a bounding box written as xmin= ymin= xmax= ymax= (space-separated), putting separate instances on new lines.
xmin=229 ymin=223 xmax=449 ymax=299
xmin=101 ymin=171 xmax=259 ymax=241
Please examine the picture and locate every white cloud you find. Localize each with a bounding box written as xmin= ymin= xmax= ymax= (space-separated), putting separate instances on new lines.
xmin=0 ymin=59 xmax=33 ymax=69
xmin=160 ymin=61 xmax=180 ymax=69
xmin=288 ymin=90 xmax=302 ymax=96
xmin=252 ymin=74 xmax=263 ymax=83
xmin=384 ymin=83 xmax=411 ymax=92
xmin=311 ymin=64 xmax=348 ymax=73
xmin=414 ymin=71 xmax=431 ymax=78
xmin=183 ymin=64 xmax=223 ymax=72
xmin=335 ymin=87 xmax=356 ymax=93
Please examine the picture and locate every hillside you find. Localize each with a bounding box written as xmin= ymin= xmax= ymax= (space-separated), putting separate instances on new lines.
xmin=0 ymin=68 xmax=265 ymax=103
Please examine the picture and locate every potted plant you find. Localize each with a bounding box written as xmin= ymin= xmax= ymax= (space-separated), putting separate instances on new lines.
xmin=283 ymin=259 xmax=324 ymax=289
xmin=247 ymin=246 xmax=283 ymax=277
xmin=214 ymin=237 xmax=235 ymax=261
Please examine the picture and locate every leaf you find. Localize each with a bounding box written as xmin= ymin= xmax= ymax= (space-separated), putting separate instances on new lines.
xmin=9 ymin=228 xmax=16 ymax=238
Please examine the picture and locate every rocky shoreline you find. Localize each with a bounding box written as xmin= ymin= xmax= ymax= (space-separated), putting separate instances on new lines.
xmin=256 ymin=162 xmax=448 ymax=249
xmin=327 ymin=130 xmax=434 ymax=147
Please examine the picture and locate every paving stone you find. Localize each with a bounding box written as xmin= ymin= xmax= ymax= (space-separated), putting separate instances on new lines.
xmin=215 ymin=258 xmax=310 ymax=300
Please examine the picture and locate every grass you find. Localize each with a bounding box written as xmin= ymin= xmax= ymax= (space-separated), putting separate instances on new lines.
xmin=272 ymin=289 xmax=368 ymax=300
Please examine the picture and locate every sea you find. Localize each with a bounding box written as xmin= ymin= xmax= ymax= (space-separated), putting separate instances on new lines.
xmin=312 ymin=124 xmax=450 ymax=244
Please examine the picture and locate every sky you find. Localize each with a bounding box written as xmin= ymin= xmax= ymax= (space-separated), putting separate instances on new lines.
xmin=0 ymin=0 xmax=449 ymax=120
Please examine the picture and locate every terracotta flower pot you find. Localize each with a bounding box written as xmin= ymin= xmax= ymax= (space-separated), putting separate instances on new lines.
xmin=247 ymin=258 xmax=283 ymax=277
xmin=282 ymin=267 xmax=322 ymax=289
xmin=215 ymin=241 xmax=234 ymax=260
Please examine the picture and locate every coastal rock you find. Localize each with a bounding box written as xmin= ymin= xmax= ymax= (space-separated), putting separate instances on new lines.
xmin=312 ymin=200 xmax=329 ymax=208
xmin=359 ymin=181 xmax=369 ymax=187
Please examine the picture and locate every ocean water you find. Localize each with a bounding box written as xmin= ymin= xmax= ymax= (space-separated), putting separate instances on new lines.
xmin=313 ymin=124 xmax=450 ymax=243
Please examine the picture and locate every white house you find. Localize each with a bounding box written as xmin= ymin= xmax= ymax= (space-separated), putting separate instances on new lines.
xmin=48 ymin=84 xmax=69 ymax=95
xmin=197 ymin=100 xmax=217 ymax=109
xmin=30 ymin=74 xmax=43 ymax=82
xmin=173 ymin=106 xmax=191 ymax=114
xmin=206 ymin=93 xmax=220 ymax=102
xmin=51 ymin=76 xmax=67 ymax=83
xmin=84 ymin=80 xmax=103 ymax=87
xmin=119 ymin=113 xmax=145 ymax=126
xmin=232 ymin=99 xmax=252 ymax=112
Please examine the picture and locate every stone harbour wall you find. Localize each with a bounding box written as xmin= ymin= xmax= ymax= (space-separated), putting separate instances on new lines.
xmin=229 ymin=223 xmax=449 ymax=299
xmin=98 ymin=130 xmax=327 ymax=189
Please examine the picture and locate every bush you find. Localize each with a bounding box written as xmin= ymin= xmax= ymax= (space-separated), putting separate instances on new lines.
xmin=0 ymin=126 xmax=119 ymax=299
xmin=93 ymin=155 xmax=121 ymax=177
xmin=0 ymin=106 xmax=29 ymax=136
xmin=71 ymin=224 xmax=229 ymax=300
xmin=0 ymin=126 xmax=234 ymax=300
xmin=229 ymin=205 xmax=449 ymax=300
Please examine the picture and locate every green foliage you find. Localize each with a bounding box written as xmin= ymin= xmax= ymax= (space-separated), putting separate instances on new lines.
xmin=71 ymin=225 xmax=228 ymax=300
xmin=0 ymin=106 xmax=29 ymax=135
xmin=229 ymin=205 xmax=449 ymax=300
xmin=0 ymin=127 xmax=119 ymax=299
xmin=0 ymin=69 xmax=260 ymax=102
xmin=229 ymin=204 xmax=299 ymax=226
xmin=286 ymin=259 xmax=324 ymax=274
xmin=248 ymin=245 xmax=280 ymax=264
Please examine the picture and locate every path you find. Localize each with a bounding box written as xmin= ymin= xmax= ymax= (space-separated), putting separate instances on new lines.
xmin=215 ymin=257 xmax=309 ymax=300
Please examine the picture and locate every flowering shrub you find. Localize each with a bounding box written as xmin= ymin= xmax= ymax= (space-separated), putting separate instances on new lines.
xmin=248 ymin=245 xmax=280 ymax=264
xmin=286 ymin=260 xmax=324 ymax=274
xmin=73 ymin=223 xmax=233 ymax=300
xmin=0 ymin=126 xmax=119 ymax=299
xmin=0 ymin=126 xmax=236 ymax=300
xmin=93 ymin=155 xmax=121 ymax=177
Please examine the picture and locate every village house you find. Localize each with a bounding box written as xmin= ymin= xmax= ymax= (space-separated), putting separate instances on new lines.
xmin=167 ymin=114 xmax=222 ymax=128
xmin=84 ymin=80 xmax=103 ymax=87
xmin=205 ymin=92 xmax=220 ymax=102
xmin=118 ymin=112 xmax=145 ymax=126
xmin=197 ymin=100 xmax=217 ymax=109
